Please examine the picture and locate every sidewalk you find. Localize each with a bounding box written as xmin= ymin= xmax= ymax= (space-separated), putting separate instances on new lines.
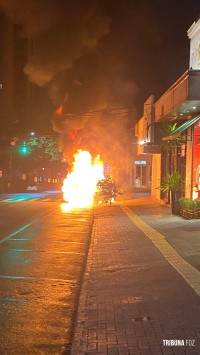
xmin=71 ymin=196 xmax=200 ymax=355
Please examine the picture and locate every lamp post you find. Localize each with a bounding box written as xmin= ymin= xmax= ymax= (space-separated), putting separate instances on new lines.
xmin=8 ymin=137 xmax=20 ymax=191
xmin=8 ymin=140 xmax=16 ymax=191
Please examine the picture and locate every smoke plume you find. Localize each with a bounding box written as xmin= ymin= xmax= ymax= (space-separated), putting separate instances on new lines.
xmin=0 ymin=0 xmax=110 ymax=86
xmin=0 ymin=0 xmax=149 ymax=187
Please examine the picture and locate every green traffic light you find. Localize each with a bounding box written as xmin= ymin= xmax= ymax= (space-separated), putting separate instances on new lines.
xmin=19 ymin=141 xmax=30 ymax=155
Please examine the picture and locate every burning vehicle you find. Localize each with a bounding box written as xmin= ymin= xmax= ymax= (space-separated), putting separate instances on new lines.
xmin=62 ymin=149 xmax=104 ymax=208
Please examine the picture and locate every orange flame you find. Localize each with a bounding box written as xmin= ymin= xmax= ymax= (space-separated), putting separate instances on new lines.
xmin=56 ymin=104 xmax=63 ymax=115
xmin=62 ymin=150 xmax=104 ymax=209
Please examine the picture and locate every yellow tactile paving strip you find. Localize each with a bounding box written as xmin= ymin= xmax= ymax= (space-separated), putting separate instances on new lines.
xmin=121 ymin=204 xmax=200 ymax=297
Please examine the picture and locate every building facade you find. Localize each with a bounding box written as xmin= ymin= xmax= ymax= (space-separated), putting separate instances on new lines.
xmin=135 ymin=16 xmax=200 ymax=203
xmin=0 ymin=13 xmax=62 ymax=192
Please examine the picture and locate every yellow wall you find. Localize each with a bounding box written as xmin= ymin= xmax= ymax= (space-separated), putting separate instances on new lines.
xmin=151 ymin=154 xmax=161 ymax=201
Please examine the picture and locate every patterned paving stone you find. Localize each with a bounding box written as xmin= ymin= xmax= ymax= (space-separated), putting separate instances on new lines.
xmin=71 ymin=200 xmax=200 ymax=355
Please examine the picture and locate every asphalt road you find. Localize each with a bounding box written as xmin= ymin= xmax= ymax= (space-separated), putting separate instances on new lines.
xmin=0 ymin=192 xmax=94 ymax=354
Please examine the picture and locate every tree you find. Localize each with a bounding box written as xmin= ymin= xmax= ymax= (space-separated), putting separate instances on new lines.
xmin=95 ymin=177 xmax=117 ymax=205
xmin=28 ymin=136 xmax=62 ymax=161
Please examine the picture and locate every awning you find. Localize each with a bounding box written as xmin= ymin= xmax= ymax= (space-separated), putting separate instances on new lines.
xmin=143 ymin=144 xmax=161 ymax=154
xmin=162 ymin=114 xmax=200 ymax=141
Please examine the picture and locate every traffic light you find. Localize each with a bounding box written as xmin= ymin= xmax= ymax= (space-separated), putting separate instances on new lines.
xmin=19 ymin=141 xmax=30 ymax=155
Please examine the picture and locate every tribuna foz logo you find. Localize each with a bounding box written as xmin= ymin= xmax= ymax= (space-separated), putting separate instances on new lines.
xmin=163 ymin=339 xmax=195 ymax=347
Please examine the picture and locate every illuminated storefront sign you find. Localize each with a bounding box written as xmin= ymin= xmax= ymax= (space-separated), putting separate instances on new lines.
xmin=134 ymin=160 xmax=146 ymax=165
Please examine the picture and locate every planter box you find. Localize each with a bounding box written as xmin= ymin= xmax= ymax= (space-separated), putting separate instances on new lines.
xmin=179 ymin=197 xmax=200 ymax=219
xmin=180 ymin=208 xmax=198 ymax=219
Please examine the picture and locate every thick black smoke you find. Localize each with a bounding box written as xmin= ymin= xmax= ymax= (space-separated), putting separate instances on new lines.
xmin=0 ymin=0 xmax=110 ymax=86
xmin=0 ymin=0 xmax=159 ymax=187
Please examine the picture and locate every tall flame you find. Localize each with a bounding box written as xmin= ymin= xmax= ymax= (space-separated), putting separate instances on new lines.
xmin=62 ymin=150 xmax=104 ymax=208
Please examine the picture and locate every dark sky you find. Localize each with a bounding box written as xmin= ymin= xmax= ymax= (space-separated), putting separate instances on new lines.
xmin=103 ymin=0 xmax=200 ymax=117
xmin=130 ymin=0 xmax=200 ymax=113
xmin=0 ymin=0 xmax=200 ymax=165
xmin=1 ymin=0 xmax=200 ymax=119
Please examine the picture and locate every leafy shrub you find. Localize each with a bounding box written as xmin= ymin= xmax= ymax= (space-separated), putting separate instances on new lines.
xmin=179 ymin=197 xmax=200 ymax=211
xmin=160 ymin=171 xmax=182 ymax=192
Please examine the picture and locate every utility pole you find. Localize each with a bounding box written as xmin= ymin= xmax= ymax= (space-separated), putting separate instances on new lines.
xmin=8 ymin=139 xmax=17 ymax=191
xmin=8 ymin=144 xmax=14 ymax=190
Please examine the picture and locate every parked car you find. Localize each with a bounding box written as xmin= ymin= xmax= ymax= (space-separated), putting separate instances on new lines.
xmin=27 ymin=184 xmax=41 ymax=192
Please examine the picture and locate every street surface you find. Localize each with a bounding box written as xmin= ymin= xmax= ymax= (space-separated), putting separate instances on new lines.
xmin=1 ymin=193 xmax=200 ymax=355
xmin=0 ymin=191 xmax=93 ymax=354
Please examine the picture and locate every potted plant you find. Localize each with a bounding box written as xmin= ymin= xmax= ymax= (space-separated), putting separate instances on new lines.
xmin=159 ymin=171 xmax=182 ymax=215
xmin=179 ymin=197 xmax=200 ymax=219
xmin=197 ymin=199 xmax=200 ymax=219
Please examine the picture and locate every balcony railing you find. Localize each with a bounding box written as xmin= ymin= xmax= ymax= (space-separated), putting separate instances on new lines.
xmin=154 ymin=70 xmax=200 ymax=121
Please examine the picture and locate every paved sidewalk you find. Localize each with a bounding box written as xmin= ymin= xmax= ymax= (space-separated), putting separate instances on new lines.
xmin=71 ymin=197 xmax=200 ymax=355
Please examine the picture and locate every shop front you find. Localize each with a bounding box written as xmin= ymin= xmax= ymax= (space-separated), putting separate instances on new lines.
xmin=132 ymin=157 xmax=151 ymax=190
xmin=193 ymin=120 xmax=200 ymax=199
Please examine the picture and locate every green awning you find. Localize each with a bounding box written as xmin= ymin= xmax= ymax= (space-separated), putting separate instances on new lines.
xmin=162 ymin=114 xmax=200 ymax=141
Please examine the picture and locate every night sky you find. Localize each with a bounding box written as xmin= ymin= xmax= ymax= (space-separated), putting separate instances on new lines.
xmin=0 ymin=0 xmax=200 ymax=164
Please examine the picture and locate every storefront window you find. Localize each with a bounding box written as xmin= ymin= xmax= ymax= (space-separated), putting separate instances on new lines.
xmin=193 ymin=120 xmax=200 ymax=199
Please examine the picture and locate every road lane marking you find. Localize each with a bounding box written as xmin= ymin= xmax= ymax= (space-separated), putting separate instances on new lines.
xmin=55 ymin=241 xmax=84 ymax=244
xmin=55 ymin=251 xmax=85 ymax=255
xmin=5 ymin=249 xmax=85 ymax=256
xmin=0 ymin=275 xmax=78 ymax=284
xmin=7 ymin=249 xmax=33 ymax=252
xmin=10 ymin=238 xmax=30 ymax=241
xmin=0 ymin=198 xmax=37 ymax=205
xmin=0 ymin=198 xmax=26 ymax=203
xmin=0 ymin=298 xmax=27 ymax=303
xmin=5 ymin=248 xmax=85 ymax=255
xmin=0 ymin=275 xmax=33 ymax=280
xmin=0 ymin=223 xmax=33 ymax=245
xmin=0 ymin=207 xmax=55 ymax=245
xmin=121 ymin=204 xmax=200 ymax=298
xmin=0 ymin=197 xmax=42 ymax=204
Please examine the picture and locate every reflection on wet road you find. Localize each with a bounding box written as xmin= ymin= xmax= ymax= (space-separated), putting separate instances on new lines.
xmin=0 ymin=191 xmax=62 ymax=205
xmin=0 ymin=194 xmax=94 ymax=354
